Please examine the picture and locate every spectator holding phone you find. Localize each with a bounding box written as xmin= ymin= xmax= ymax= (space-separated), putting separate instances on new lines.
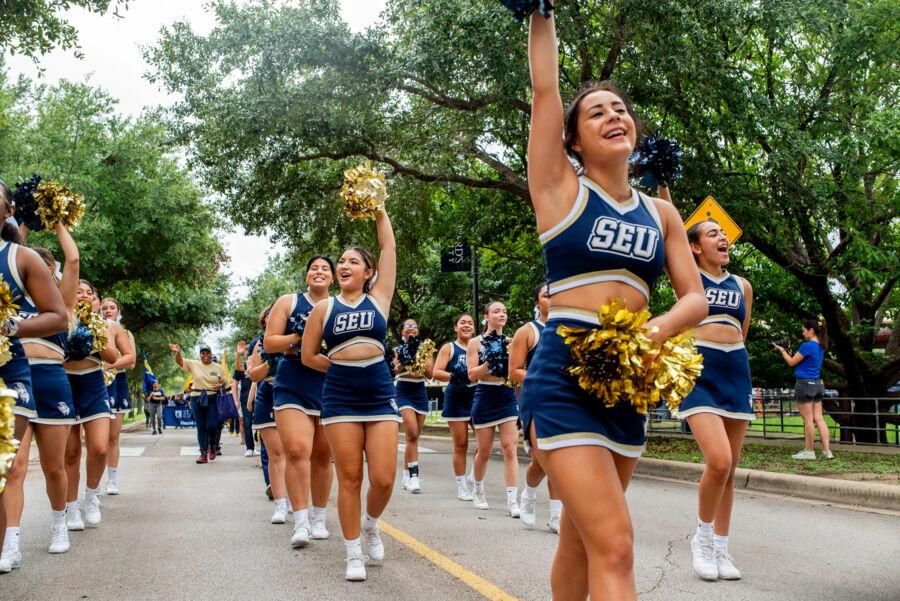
xmin=773 ymin=320 xmax=833 ymax=460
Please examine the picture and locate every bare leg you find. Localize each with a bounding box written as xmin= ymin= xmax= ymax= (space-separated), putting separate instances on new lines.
xmin=812 ymin=401 xmax=831 ymax=452
xmin=107 ymin=413 xmax=124 ymax=468
xmin=33 ymin=424 xmax=71 ymax=511
xmin=310 ymin=422 xmax=333 ymax=509
xmin=687 ymin=413 xmax=734 ymax=524
xmin=498 ymin=420 xmax=519 ymax=487
xmin=275 ymin=409 xmax=315 ymax=511
xmin=65 ymin=425 xmax=83 ymax=503
xmin=324 ymin=422 xmax=365 ymax=540
xmin=82 ymin=418 xmax=110 ymax=490
xmin=1 ymin=425 xmax=32 ymax=529
xmin=401 ymin=409 xmax=421 ymax=468
xmin=259 ymin=427 xmax=287 ymax=501
xmin=713 ymin=418 xmax=748 ymax=536
xmin=473 ymin=425 xmax=495 ymax=481
xmin=797 ymin=402 xmax=815 ymax=451
xmin=363 ymin=421 xmax=399 ymax=518
xmin=447 ymin=421 xmax=470 ymax=477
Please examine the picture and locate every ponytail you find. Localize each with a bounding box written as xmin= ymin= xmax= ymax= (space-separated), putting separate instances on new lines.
xmin=0 ymin=220 xmax=21 ymax=244
xmin=803 ymin=319 xmax=828 ymax=350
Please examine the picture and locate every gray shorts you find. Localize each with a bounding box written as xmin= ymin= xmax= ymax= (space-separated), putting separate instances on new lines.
xmin=795 ymin=378 xmax=825 ymax=402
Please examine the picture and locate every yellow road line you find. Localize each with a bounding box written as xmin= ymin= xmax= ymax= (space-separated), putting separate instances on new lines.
xmin=379 ymin=519 xmax=520 ymax=601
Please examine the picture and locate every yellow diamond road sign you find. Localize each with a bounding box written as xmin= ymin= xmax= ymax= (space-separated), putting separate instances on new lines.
xmin=684 ymin=196 xmax=743 ymax=244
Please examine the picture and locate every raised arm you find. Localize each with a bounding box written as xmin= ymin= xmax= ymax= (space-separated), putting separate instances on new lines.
xmin=55 ymin=223 xmax=80 ymax=311
xmin=300 ymin=300 xmax=331 ymax=374
xmin=168 ymin=343 xmax=184 ymax=369
xmin=369 ymin=209 xmax=396 ymax=310
xmin=234 ymin=340 xmax=247 ymax=372
xmin=264 ymin=294 xmax=298 ymax=354
xmin=645 ymin=201 xmax=708 ymax=341
xmin=508 ymin=324 xmax=532 ymax=385
xmin=527 ymin=13 xmax=578 ymax=220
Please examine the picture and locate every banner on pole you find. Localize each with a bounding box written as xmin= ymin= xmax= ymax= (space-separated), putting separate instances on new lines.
xmin=440 ymin=242 xmax=471 ymax=272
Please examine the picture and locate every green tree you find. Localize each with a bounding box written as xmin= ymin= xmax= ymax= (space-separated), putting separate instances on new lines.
xmin=148 ymin=0 xmax=899 ymax=440
xmin=0 ymin=0 xmax=128 ymax=60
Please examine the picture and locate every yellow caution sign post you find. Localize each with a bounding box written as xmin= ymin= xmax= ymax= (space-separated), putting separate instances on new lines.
xmin=684 ymin=196 xmax=743 ymax=244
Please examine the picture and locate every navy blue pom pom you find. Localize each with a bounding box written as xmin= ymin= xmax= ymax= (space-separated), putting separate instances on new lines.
xmin=480 ymin=331 xmax=510 ymax=378
xmin=259 ymin=348 xmax=282 ymax=373
xmin=65 ymin=326 xmax=94 ymax=361
xmin=12 ymin=174 xmax=45 ymax=232
xmin=289 ymin=312 xmax=308 ymax=337
xmin=500 ymin=0 xmax=554 ymax=20
xmin=630 ymin=136 xmax=683 ymax=189
xmin=396 ymin=337 xmax=421 ymax=367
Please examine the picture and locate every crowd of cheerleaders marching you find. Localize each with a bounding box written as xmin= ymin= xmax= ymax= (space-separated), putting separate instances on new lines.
xmin=0 ymin=3 xmax=760 ymax=596
xmin=0 ymin=175 xmax=137 ymax=575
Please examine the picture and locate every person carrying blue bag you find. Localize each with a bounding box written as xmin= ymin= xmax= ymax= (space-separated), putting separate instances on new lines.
xmin=168 ymin=343 xmax=226 ymax=464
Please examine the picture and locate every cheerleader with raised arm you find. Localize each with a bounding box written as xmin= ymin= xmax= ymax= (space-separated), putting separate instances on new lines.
xmin=431 ymin=314 xmax=477 ymax=501
xmin=301 ymin=207 xmax=397 ymax=582
xmin=519 ymin=7 xmax=707 ymax=598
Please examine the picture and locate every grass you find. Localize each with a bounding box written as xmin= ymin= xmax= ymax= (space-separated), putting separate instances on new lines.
xmin=644 ymin=437 xmax=900 ymax=483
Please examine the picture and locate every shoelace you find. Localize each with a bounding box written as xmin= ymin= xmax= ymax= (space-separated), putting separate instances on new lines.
xmin=699 ymin=539 xmax=715 ymax=561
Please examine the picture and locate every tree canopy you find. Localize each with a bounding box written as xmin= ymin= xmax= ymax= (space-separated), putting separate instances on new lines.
xmin=148 ymin=0 xmax=898 ymax=436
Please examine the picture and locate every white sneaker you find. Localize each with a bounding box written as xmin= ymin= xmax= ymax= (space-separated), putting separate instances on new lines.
xmin=472 ymin=490 xmax=489 ymax=510
xmin=105 ymin=482 xmax=119 ymax=496
xmin=252 ymin=450 xmax=260 ymax=456
xmin=363 ymin=524 xmax=385 ymax=562
xmin=0 ymin=545 xmax=21 ymax=572
xmin=84 ymin=496 xmax=102 ymax=527
xmin=271 ymin=506 xmax=287 ymax=524
xmin=408 ymin=475 xmax=421 ymax=494
xmin=400 ymin=474 xmax=409 ymax=490
xmin=66 ymin=505 xmax=85 ymax=531
xmin=345 ymin=549 xmax=367 ymax=581
xmin=465 ymin=472 xmax=475 ymax=493
xmin=547 ymin=512 xmax=561 ymax=534
xmin=244 ymin=449 xmax=253 ymax=457
xmin=691 ymin=533 xmax=718 ymax=581
xmin=290 ymin=523 xmax=311 ymax=548
xmin=820 ymin=450 xmax=834 ymax=460
xmin=791 ymin=449 xmax=816 ymax=460
xmin=507 ymin=500 xmax=521 ymax=518
xmin=457 ymin=486 xmax=473 ymax=502
xmin=48 ymin=525 xmax=70 ymax=554
xmin=715 ymin=548 xmax=742 ymax=580
xmin=519 ymin=495 xmax=536 ymax=527
xmin=310 ymin=520 xmax=330 ymax=540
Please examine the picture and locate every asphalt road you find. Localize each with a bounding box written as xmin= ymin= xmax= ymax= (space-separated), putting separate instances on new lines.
xmin=4 ymin=427 xmax=899 ymax=601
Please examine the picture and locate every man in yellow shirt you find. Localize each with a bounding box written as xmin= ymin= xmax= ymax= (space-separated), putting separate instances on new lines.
xmin=168 ymin=343 xmax=226 ymax=464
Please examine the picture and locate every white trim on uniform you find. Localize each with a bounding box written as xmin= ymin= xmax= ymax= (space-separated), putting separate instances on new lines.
xmin=677 ymin=406 xmax=754 ymax=421
xmin=472 ymin=415 xmax=518 ymax=429
xmin=699 ymin=315 xmax=743 ymax=330
xmin=398 ymin=405 xmax=428 ymax=415
xmin=537 ymin=431 xmax=645 ymax=458
xmin=251 ymin=421 xmax=277 ymax=431
xmin=273 ymin=403 xmax=321 ymax=417
xmin=327 ymin=337 xmax=385 ymax=357
xmin=548 ymin=269 xmax=650 ymax=300
xmin=580 ymin=177 xmax=641 ymax=215
xmin=539 ymin=181 xmax=589 ymax=244
xmin=320 ymin=414 xmax=402 ymax=425
xmin=443 ymin=416 xmax=470 ymax=422
xmin=547 ymin=307 xmax=601 ymax=326
xmin=330 ymin=355 xmax=384 ymax=368
xmin=695 ymin=340 xmax=746 ymax=353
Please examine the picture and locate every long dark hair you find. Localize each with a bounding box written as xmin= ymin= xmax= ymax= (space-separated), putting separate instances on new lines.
xmin=686 ymin=219 xmax=720 ymax=264
xmin=0 ymin=180 xmax=22 ymax=244
xmin=803 ymin=319 xmax=828 ymax=350
xmin=563 ymin=80 xmax=644 ymax=169
xmin=345 ymin=246 xmax=376 ymax=293
xmin=306 ymin=254 xmax=335 ymax=275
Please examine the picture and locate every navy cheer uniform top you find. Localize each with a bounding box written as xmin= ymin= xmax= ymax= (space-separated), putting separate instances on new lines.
xmin=273 ymin=292 xmax=327 ymax=416
xmin=698 ymin=270 xmax=746 ymax=331
xmin=322 ymin=294 xmax=387 ymax=362
xmin=441 ymin=341 xmax=474 ymax=421
xmin=525 ymin=320 xmax=546 ymax=367
xmin=541 ymin=178 xmax=665 ymax=301
xmin=0 ymin=241 xmax=36 ymax=416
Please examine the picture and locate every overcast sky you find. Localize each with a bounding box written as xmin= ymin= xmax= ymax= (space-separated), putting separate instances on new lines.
xmin=5 ymin=0 xmax=387 ymax=347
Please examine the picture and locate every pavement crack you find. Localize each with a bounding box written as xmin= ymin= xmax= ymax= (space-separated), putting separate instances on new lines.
xmin=639 ymin=533 xmax=690 ymax=596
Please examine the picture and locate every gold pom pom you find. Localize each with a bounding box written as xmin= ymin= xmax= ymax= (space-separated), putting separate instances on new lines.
xmin=33 ymin=181 xmax=86 ymax=229
xmin=103 ymin=369 xmax=117 ymax=387
xmin=0 ymin=281 xmax=20 ymax=368
xmin=558 ymin=299 xmax=703 ymax=414
xmin=0 ymin=379 xmax=20 ymax=494
xmin=75 ymin=301 xmax=108 ymax=353
xmin=408 ymin=339 xmax=436 ymax=378
xmin=340 ymin=162 xmax=387 ymax=220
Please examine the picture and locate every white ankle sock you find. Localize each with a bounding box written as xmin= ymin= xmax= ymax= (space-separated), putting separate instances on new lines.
xmin=107 ymin=467 xmax=117 ymax=483
xmin=548 ymin=499 xmax=562 ymax=514
xmin=274 ymin=498 xmax=287 ymax=510
xmin=474 ymin=479 xmax=484 ymax=493
xmin=344 ymin=537 xmax=362 ymax=556
xmin=66 ymin=501 xmax=79 ymax=512
xmin=697 ymin=519 xmax=713 ymax=538
xmin=523 ymin=485 xmax=538 ymax=500
xmin=362 ymin=513 xmax=378 ymax=531
xmin=311 ymin=506 xmax=326 ymax=522
xmin=713 ymin=534 xmax=729 ymax=551
xmin=85 ymin=487 xmax=99 ymax=501
xmin=294 ymin=509 xmax=309 ymax=526
xmin=5 ymin=527 xmax=20 ymax=548
xmin=506 ymin=486 xmax=517 ymax=504
xmin=51 ymin=510 xmax=66 ymax=527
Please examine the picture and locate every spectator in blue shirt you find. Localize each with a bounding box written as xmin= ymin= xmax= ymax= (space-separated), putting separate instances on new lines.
xmin=773 ymin=320 xmax=833 ymax=460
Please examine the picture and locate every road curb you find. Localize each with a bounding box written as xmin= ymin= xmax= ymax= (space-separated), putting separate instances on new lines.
xmin=419 ymin=434 xmax=900 ymax=512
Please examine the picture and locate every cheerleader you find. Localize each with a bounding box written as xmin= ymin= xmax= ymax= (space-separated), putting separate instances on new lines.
xmin=431 ymin=314 xmax=476 ymax=500
xmin=508 ymin=282 xmax=560 ymax=533
xmin=301 ymin=208 xmax=397 ymax=582
xmin=466 ymin=301 xmax=520 ymax=516
xmin=265 ymin=255 xmax=335 ymax=546
xmin=395 ymin=319 xmax=434 ymax=494
xmin=63 ymin=281 xmax=119 ymax=532
xmin=99 ymin=298 xmax=136 ymax=495
xmin=520 ymin=12 xmax=707 ymax=599
xmin=0 ymin=189 xmax=68 ymax=572
xmin=246 ymin=306 xmax=288 ymax=524
xmin=679 ymin=220 xmax=753 ymax=581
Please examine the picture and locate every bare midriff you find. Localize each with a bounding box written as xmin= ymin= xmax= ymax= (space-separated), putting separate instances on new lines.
xmin=64 ymin=357 xmax=101 ymax=371
xmin=23 ymin=342 xmax=64 ymax=361
xmin=329 ymin=341 xmax=384 ymax=363
xmin=549 ymin=281 xmax=649 ymax=315
xmin=694 ymin=323 xmax=744 ymax=345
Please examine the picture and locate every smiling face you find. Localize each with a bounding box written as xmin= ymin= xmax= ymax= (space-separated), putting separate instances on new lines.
xmin=100 ymin=299 xmax=121 ymax=321
xmin=691 ymin=222 xmax=730 ymax=268
xmin=306 ymin=257 xmax=334 ymax=292
xmin=402 ymin=319 xmax=419 ymax=340
xmin=483 ymin=302 xmax=508 ymax=332
xmin=455 ymin=314 xmax=475 ymax=342
xmin=75 ymin=282 xmax=93 ymax=305
xmin=336 ymin=249 xmax=373 ymax=293
xmin=199 ymin=349 xmax=212 ymax=365
xmin=569 ymin=89 xmax=637 ymax=166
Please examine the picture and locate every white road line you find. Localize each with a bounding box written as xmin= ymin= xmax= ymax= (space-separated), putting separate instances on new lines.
xmin=180 ymin=447 xmax=199 ymax=456
xmin=398 ymin=443 xmax=436 ymax=454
